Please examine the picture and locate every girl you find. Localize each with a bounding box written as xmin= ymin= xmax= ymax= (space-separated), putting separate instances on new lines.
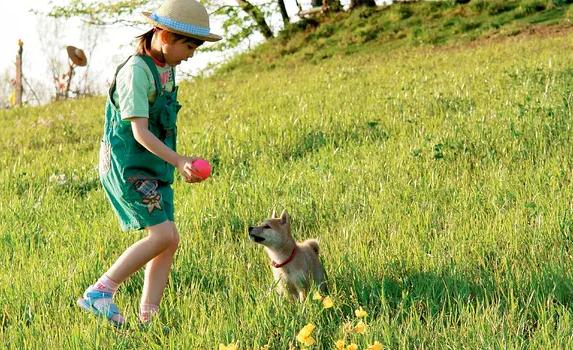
xmin=77 ymin=0 xmax=222 ymax=327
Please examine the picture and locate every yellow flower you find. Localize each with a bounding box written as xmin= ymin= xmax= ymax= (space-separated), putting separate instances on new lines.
xmin=353 ymin=321 xmax=367 ymax=334
xmin=296 ymin=323 xmax=316 ymax=346
xmin=346 ymin=344 xmax=358 ymax=350
xmin=312 ymin=291 xmax=324 ymax=301
xmin=322 ymin=296 xmax=334 ymax=309
xmin=335 ymin=339 xmax=345 ymax=350
xmin=354 ymin=307 xmax=368 ymax=318
xmin=299 ymin=336 xmax=316 ymax=346
xmin=297 ymin=323 xmax=315 ymax=338
xmin=367 ymin=341 xmax=383 ymax=350
xmin=219 ymin=343 xmax=238 ymax=350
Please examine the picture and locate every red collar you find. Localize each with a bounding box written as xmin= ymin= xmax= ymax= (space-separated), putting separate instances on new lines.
xmin=144 ymin=50 xmax=166 ymax=67
xmin=271 ymin=246 xmax=297 ymax=268
xmin=149 ymin=54 xmax=166 ymax=67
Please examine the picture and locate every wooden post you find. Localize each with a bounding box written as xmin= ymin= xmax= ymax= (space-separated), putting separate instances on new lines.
xmin=14 ymin=40 xmax=23 ymax=106
xmin=64 ymin=63 xmax=75 ymax=100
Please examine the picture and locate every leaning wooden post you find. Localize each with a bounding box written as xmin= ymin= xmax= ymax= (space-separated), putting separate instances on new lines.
xmin=64 ymin=46 xmax=88 ymax=100
xmin=15 ymin=39 xmax=23 ymax=107
xmin=64 ymin=63 xmax=74 ymax=100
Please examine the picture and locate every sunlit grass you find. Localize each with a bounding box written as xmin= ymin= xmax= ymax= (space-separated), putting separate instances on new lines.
xmin=2 ymin=30 xmax=573 ymax=348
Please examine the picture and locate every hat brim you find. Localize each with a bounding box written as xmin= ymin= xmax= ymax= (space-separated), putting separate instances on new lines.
xmin=142 ymin=12 xmax=222 ymax=42
xmin=66 ymin=46 xmax=88 ymax=66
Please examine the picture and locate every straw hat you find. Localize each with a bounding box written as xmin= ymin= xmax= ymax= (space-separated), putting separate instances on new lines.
xmin=66 ymin=46 xmax=87 ymax=66
xmin=142 ymin=0 xmax=222 ymax=42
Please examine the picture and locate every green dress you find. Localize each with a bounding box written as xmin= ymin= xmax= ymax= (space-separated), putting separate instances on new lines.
xmin=99 ymin=55 xmax=181 ymax=231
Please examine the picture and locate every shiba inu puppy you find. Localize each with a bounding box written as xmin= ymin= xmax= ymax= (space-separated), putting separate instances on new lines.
xmin=248 ymin=210 xmax=328 ymax=301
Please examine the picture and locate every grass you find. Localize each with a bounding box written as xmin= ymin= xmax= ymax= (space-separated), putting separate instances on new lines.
xmin=3 ymin=3 xmax=573 ymax=349
xmin=219 ymin=0 xmax=573 ymax=73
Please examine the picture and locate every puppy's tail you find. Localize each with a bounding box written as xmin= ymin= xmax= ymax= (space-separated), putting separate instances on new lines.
xmin=305 ymin=239 xmax=320 ymax=255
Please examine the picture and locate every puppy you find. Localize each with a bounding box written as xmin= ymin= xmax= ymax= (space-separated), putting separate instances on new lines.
xmin=248 ymin=210 xmax=328 ymax=302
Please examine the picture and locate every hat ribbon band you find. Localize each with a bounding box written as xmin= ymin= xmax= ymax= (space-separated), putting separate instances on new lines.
xmin=150 ymin=13 xmax=210 ymax=37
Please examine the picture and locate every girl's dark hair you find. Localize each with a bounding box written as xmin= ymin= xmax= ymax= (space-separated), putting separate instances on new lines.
xmin=136 ymin=29 xmax=154 ymax=55
xmin=136 ymin=28 xmax=205 ymax=55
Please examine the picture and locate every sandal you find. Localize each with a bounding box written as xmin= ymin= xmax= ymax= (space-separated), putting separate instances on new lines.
xmin=77 ymin=288 xmax=125 ymax=328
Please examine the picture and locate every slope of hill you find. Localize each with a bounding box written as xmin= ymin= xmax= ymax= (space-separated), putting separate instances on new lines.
xmin=218 ymin=0 xmax=573 ymax=74
xmin=2 ymin=1 xmax=573 ymax=348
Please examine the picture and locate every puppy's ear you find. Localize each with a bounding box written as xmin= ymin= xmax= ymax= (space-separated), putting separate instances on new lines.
xmin=271 ymin=209 xmax=277 ymax=218
xmin=280 ymin=209 xmax=289 ymax=225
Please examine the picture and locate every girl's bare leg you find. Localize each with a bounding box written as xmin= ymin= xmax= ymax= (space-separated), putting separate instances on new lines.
xmin=106 ymin=220 xmax=177 ymax=284
xmin=140 ymin=221 xmax=180 ymax=321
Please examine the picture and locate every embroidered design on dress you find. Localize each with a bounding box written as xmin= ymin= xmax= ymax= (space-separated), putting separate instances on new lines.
xmin=129 ymin=178 xmax=163 ymax=213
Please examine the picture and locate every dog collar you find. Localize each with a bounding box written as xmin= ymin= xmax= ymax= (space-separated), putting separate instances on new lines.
xmin=271 ymin=246 xmax=297 ymax=268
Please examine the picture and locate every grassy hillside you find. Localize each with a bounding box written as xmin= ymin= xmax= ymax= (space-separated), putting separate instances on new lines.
xmin=2 ymin=1 xmax=573 ymax=348
xmin=221 ymin=0 xmax=573 ymax=73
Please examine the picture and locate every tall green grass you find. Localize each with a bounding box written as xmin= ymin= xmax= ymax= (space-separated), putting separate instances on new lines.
xmin=2 ymin=29 xmax=573 ymax=349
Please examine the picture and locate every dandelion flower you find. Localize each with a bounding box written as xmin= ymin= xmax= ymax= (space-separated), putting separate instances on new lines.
xmin=353 ymin=321 xmax=367 ymax=334
xmin=297 ymin=323 xmax=315 ymax=338
xmin=367 ymin=341 xmax=383 ymax=350
xmin=313 ymin=291 xmax=323 ymax=301
xmin=335 ymin=339 xmax=345 ymax=349
xmin=298 ymin=336 xmax=316 ymax=346
xmin=219 ymin=343 xmax=238 ymax=350
xmin=347 ymin=343 xmax=358 ymax=350
xmin=355 ymin=307 xmax=368 ymax=318
xmin=296 ymin=323 xmax=316 ymax=346
xmin=322 ymin=296 xmax=334 ymax=309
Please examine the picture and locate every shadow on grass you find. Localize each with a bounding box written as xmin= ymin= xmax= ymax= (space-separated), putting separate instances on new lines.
xmin=334 ymin=263 xmax=573 ymax=328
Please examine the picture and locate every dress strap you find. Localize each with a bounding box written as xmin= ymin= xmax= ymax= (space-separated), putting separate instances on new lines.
xmin=108 ymin=55 xmax=165 ymax=109
xmin=108 ymin=55 xmax=133 ymax=107
xmin=137 ymin=55 xmax=164 ymax=98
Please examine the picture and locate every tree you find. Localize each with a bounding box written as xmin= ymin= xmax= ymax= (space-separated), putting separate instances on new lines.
xmin=37 ymin=16 xmax=69 ymax=100
xmin=349 ymin=0 xmax=376 ymax=9
xmin=0 ymin=69 xmax=13 ymax=108
xmin=44 ymin=0 xmax=151 ymax=26
xmin=76 ymin=21 xmax=103 ymax=96
xmin=277 ymin=0 xmax=290 ymax=27
xmin=36 ymin=16 xmax=95 ymax=101
xmin=44 ymin=0 xmax=277 ymax=51
xmin=234 ymin=0 xmax=274 ymax=39
xmin=311 ymin=0 xmax=342 ymax=11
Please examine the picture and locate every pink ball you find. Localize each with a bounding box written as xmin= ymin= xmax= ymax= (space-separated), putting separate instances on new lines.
xmin=191 ymin=159 xmax=212 ymax=180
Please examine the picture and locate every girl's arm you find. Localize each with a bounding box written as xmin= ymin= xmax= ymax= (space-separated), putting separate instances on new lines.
xmin=130 ymin=117 xmax=200 ymax=182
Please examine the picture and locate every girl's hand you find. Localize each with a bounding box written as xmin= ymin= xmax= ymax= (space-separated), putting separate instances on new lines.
xmin=177 ymin=156 xmax=202 ymax=183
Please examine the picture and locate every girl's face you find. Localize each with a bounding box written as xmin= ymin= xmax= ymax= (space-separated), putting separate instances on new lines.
xmin=161 ymin=32 xmax=199 ymax=67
